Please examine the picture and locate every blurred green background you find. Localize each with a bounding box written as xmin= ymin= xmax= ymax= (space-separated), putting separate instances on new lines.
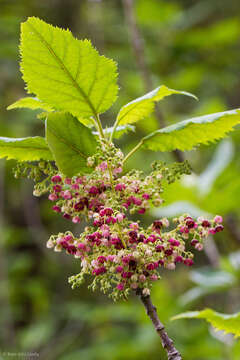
xmin=1 ymin=0 xmax=240 ymax=359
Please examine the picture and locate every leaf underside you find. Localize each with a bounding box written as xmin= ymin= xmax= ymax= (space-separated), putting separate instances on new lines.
xmin=46 ymin=112 xmax=97 ymax=177
xmin=101 ymin=124 xmax=135 ymax=139
xmin=172 ymin=308 xmax=240 ymax=338
xmin=7 ymin=97 xmax=53 ymax=112
xmin=0 ymin=136 xmax=53 ymax=161
xmin=117 ymin=85 xmax=197 ymax=126
xmin=142 ymin=109 xmax=240 ymax=152
xmin=20 ymin=17 xmax=118 ymax=119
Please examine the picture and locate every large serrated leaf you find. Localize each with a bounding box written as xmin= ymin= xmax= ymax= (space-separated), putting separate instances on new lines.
xmin=116 ymin=85 xmax=197 ymax=126
xmin=46 ymin=112 xmax=97 ymax=176
xmin=7 ymin=97 xmax=53 ymax=112
xmin=0 ymin=136 xmax=53 ymax=161
xmin=20 ymin=17 xmax=118 ymax=119
xmin=172 ymin=308 xmax=240 ymax=338
xmin=142 ymin=109 xmax=240 ymax=152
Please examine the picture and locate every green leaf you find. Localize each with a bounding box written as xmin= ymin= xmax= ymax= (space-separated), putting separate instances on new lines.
xmin=20 ymin=17 xmax=118 ymax=119
xmin=141 ymin=109 xmax=240 ymax=152
xmin=172 ymin=308 xmax=240 ymax=338
xmin=7 ymin=97 xmax=53 ymax=112
xmin=46 ymin=112 xmax=97 ymax=176
xmin=0 ymin=136 xmax=53 ymax=161
xmin=116 ymin=85 xmax=197 ymax=126
xmin=100 ymin=125 xmax=135 ymax=139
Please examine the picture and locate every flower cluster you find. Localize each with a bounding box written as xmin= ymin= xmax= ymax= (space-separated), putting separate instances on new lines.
xmin=48 ymin=214 xmax=222 ymax=300
xmin=14 ymin=147 xmax=224 ymax=300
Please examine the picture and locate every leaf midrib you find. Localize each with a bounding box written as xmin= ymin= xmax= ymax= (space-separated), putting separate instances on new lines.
xmin=26 ymin=21 xmax=98 ymax=119
xmin=0 ymin=144 xmax=50 ymax=151
xmin=47 ymin=123 xmax=88 ymax=159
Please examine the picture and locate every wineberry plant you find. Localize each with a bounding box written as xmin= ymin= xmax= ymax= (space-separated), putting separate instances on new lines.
xmin=2 ymin=17 xmax=240 ymax=360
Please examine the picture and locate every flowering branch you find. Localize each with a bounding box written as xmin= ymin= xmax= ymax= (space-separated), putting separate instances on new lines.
xmin=137 ymin=288 xmax=182 ymax=360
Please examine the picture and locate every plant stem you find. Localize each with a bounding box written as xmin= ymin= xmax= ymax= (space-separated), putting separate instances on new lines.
xmin=109 ymin=119 xmax=118 ymax=143
xmin=94 ymin=114 xmax=105 ymax=140
xmin=123 ymin=140 xmax=143 ymax=164
xmin=136 ymin=289 xmax=182 ymax=360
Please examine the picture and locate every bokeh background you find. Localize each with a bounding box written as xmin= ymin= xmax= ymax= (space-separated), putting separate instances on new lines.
xmin=1 ymin=0 xmax=240 ymax=359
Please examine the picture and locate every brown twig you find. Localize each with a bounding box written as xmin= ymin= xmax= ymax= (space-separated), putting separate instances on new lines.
xmin=136 ymin=289 xmax=182 ymax=360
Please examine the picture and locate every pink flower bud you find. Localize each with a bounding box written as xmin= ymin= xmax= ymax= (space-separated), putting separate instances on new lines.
xmin=191 ymin=239 xmax=198 ymax=246
xmin=63 ymin=213 xmax=71 ymax=220
xmin=131 ymin=282 xmax=138 ymax=289
xmin=52 ymin=205 xmax=61 ymax=213
xmin=168 ymin=238 xmax=180 ymax=247
xmin=214 ymin=215 xmax=223 ymax=224
xmin=130 ymin=222 xmax=139 ymax=230
xmin=62 ymin=190 xmax=72 ymax=200
xmin=116 ymin=213 xmax=124 ymax=222
xmin=72 ymin=216 xmax=81 ymax=223
xmin=208 ymin=228 xmax=216 ymax=235
xmin=99 ymin=161 xmax=108 ymax=171
xmin=166 ymin=263 xmax=176 ymax=270
xmin=77 ymin=243 xmax=86 ymax=251
xmin=64 ymin=178 xmax=72 ymax=185
xmin=97 ymin=256 xmax=106 ymax=264
xmin=113 ymin=167 xmax=122 ymax=175
xmin=116 ymin=283 xmax=124 ymax=291
xmin=184 ymin=258 xmax=194 ymax=266
xmin=116 ymin=266 xmax=124 ymax=273
xmin=195 ymin=243 xmax=203 ymax=251
xmin=107 ymin=255 xmax=115 ymax=262
xmin=156 ymin=244 xmax=164 ymax=252
xmin=65 ymin=234 xmax=73 ymax=242
xmin=139 ymin=274 xmax=146 ymax=282
xmin=53 ymin=185 xmax=62 ymax=193
xmin=48 ymin=193 xmax=58 ymax=201
xmin=150 ymin=274 xmax=158 ymax=281
xmin=175 ymin=255 xmax=183 ymax=263
xmin=71 ymin=184 xmax=79 ymax=190
xmin=51 ymin=175 xmax=62 ymax=183
xmin=202 ymin=220 xmax=210 ymax=228
xmin=115 ymin=183 xmax=126 ymax=191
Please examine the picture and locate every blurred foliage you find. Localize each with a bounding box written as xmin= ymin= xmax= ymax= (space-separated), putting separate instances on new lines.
xmin=0 ymin=0 xmax=240 ymax=359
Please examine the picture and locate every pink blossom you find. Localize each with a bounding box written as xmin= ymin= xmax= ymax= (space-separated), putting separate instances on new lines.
xmin=214 ymin=215 xmax=223 ymax=223
xmin=113 ymin=167 xmax=122 ymax=175
xmin=116 ymin=283 xmax=124 ymax=291
xmin=72 ymin=216 xmax=81 ymax=223
xmin=51 ymin=175 xmax=62 ymax=183
xmin=99 ymin=161 xmax=108 ymax=171
xmin=62 ymin=190 xmax=72 ymax=200
xmin=129 ymin=222 xmax=139 ymax=230
xmin=48 ymin=193 xmax=58 ymax=201
xmin=64 ymin=178 xmax=72 ymax=185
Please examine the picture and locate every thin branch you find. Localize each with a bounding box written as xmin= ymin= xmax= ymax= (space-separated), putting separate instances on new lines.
xmin=136 ymin=289 xmax=182 ymax=360
xmin=123 ymin=139 xmax=143 ymax=163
